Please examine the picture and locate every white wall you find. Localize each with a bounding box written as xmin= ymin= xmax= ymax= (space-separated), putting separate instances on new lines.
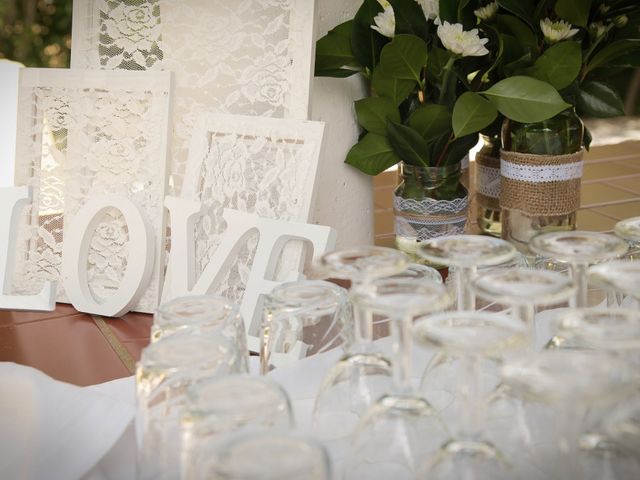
xmin=0 ymin=60 xmax=22 ymax=187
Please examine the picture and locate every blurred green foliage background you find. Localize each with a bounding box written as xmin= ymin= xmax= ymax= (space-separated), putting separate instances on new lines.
xmin=0 ymin=0 xmax=72 ymax=67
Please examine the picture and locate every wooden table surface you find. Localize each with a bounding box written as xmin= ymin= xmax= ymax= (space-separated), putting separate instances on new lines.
xmin=1 ymin=140 xmax=639 ymax=386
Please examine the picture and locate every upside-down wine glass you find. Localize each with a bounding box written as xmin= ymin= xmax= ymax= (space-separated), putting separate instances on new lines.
xmin=529 ymin=231 xmax=628 ymax=308
xmin=312 ymin=246 xmax=409 ymax=439
xmin=588 ymin=260 xmax=640 ymax=309
xmin=472 ymin=268 xmax=576 ymax=348
xmin=418 ymin=235 xmax=516 ymax=311
xmin=344 ymin=277 xmax=452 ymax=479
xmin=412 ymin=311 xmax=528 ymax=479
xmin=615 ymin=216 xmax=640 ymax=259
xmin=260 ymin=280 xmax=349 ymax=374
xmin=501 ymin=349 xmax=638 ymax=480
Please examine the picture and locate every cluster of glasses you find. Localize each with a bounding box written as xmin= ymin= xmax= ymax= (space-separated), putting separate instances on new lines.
xmin=135 ymin=215 xmax=640 ymax=479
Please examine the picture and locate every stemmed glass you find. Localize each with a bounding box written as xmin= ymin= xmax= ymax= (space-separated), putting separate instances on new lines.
xmin=472 ymin=268 xmax=576 ymax=348
xmin=312 ymin=247 xmax=408 ymax=439
xmin=181 ymin=375 xmax=294 ymax=480
xmin=529 ymin=231 xmax=628 ymax=308
xmin=260 ymin=280 xmax=349 ymax=374
xmin=588 ymin=260 xmax=640 ymax=309
xmin=412 ymin=311 xmax=527 ymax=479
xmin=418 ymin=235 xmax=516 ymax=310
xmin=615 ymin=216 xmax=640 ymax=259
xmin=501 ymin=350 xmax=638 ymax=479
xmin=344 ymin=278 xmax=452 ymax=478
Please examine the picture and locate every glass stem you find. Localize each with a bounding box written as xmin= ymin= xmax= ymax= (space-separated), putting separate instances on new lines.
xmin=456 ymin=266 xmax=476 ymax=311
xmin=517 ymin=304 xmax=536 ymax=348
xmin=391 ymin=315 xmax=413 ymax=395
xmin=571 ymin=263 xmax=589 ymax=308
xmin=259 ymin=310 xmax=273 ymax=375
xmin=460 ymin=354 xmax=483 ymax=440
xmin=351 ymin=280 xmax=373 ymax=352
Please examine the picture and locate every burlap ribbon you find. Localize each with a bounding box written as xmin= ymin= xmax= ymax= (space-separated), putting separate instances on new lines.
xmin=475 ymin=152 xmax=501 ymax=210
xmin=499 ymin=149 xmax=584 ymax=216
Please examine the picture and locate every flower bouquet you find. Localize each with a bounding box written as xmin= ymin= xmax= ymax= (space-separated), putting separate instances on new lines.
xmin=315 ymin=0 xmax=640 ymax=255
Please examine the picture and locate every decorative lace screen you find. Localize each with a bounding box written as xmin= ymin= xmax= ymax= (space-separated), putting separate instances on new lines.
xmin=169 ymin=114 xmax=324 ymax=325
xmin=13 ymin=68 xmax=172 ymax=313
xmin=71 ymin=0 xmax=316 ymax=195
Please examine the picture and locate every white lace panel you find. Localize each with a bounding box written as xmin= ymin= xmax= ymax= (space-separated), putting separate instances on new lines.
xmin=393 ymin=195 xmax=469 ymax=241
xmin=71 ymin=0 xmax=315 ymax=195
xmin=13 ymin=69 xmax=172 ymax=313
xmin=476 ymin=163 xmax=501 ymax=199
xmin=171 ymin=114 xmax=324 ymax=309
xmin=500 ymin=159 xmax=584 ymax=183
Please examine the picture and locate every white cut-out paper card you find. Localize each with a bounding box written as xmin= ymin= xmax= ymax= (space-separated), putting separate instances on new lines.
xmin=163 ymin=114 xmax=325 ymax=330
xmin=12 ymin=68 xmax=172 ymax=314
xmin=71 ymin=0 xmax=316 ymax=194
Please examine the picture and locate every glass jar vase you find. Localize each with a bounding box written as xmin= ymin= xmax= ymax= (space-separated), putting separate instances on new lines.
xmin=500 ymin=109 xmax=584 ymax=255
xmin=475 ymin=132 xmax=501 ymax=237
xmin=394 ymin=161 xmax=469 ymax=261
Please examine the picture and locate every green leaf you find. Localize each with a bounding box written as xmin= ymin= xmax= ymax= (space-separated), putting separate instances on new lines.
xmin=496 ymin=15 xmax=537 ymax=53
xmin=372 ymin=68 xmax=416 ymax=105
xmin=584 ymin=39 xmax=640 ymax=76
xmin=577 ymin=81 xmax=625 ymax=118
xmin=345 ymin=133 xmax=401 ymax=175
xmin=439 ymin=0 xmax=460 ymax=23
xmin=452 ymin=92 xmax=498 ymax=138
xmin=315 ymin=21 xmax=357 ymax=75
xmin=388 ymin=0 xmax=428 ymax=37
xmin=351 ymin=0 xmax=387 ymax=71
xmin=377 ymin=34 xmax=428 ymax=83
xmin=409 ymin=104 xmax=452 ymax=141
xmin=524 ymin=41 xmax=581 ymax=90
xmin=555 ymin=0 xmax=592 ymax=28
xmin=497 ymin=0 xmax=535 ymax=28
xmin=314 ymin=68 xmax=360 ymax=78
xmin=386 ymin=119 xmax=430 ymax=167
xmin=443 ymin=133 xmax=479 ymax=166
xmin=583 ymin=125 xmax=592 ymax=151
xmin=355 ymin=97 xmax=401 ymax=135
xmin=482 ymin=76 xmax=571 ymax=123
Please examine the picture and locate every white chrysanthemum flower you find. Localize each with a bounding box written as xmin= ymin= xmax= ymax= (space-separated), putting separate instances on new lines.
xmin=416 ymin=0 xmax=439 ymax=20
xmin=540 ymin=18 xmax=579 ymax=43
xmin=377 ymin=0 xmax=391 ymax=8
xmin=474 ymin=1 xmax=498 ymax=21
xmin=437 ymin=21 xmax=490 ymax=57
xmin=371 ymin=6 xmax=395 ymax=38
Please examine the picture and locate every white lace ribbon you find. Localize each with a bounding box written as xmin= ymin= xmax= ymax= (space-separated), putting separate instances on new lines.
xmin=500 ymin=159 xmax=583 ymax=183
xmin=476 ymin=163 xmax=500 ymax=199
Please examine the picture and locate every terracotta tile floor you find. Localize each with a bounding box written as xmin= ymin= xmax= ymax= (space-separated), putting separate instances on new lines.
xmin=1 ymin=141 xmax=638 ymax=387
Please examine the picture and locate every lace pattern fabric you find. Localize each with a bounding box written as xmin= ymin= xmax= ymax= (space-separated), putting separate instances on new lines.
xmin=500 ymin=159 xmax=584 ymax=183
xmin=71 ymin=0 xmax=315 ymax=195
xmin=175 ymin=114 xmax=324 ymax=315
xmin=13 ymin=69 xmax=172 ymax=313
xmin=476 ymin=163 xmax=501 ymax=199
xmin=394 ymin=195 xmax=469 ymax=241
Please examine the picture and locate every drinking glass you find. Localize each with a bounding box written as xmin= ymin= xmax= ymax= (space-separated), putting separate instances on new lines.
xmin=412 ymin=312 xmax=527 ymax=479
xmin=181 ymin=375 xmax=293 ymax=480
xmin=501 ymin=350 xmax=638 ymax=480
xmin=472 ymin=268 xmax=576 ymax=347
xmin=198 ymin=431 xmax=332 ymax=480
xmin=588 ymin=260 xmax=640 ymax=309
xmin=312 ymin=246 xmax=408 ymax=439
xmin=389 ymin=263 xmax=443 ymax=283
xmin=260 ymin=280 xmax=349 ymax=374
xmin=615 ymin=216 xmax=640 ymax=259
xmin=529 ymin=231 xmax=628 ymax=308
xmin=152 ymin=295 xmax=247 ymax=358
xmin=418 ymin=235 xmax=516 ymax=310
xmin=136 ymin=334 xmax=248 ymax=480
xmin=344 ymin=278 xmax=451 ymax=479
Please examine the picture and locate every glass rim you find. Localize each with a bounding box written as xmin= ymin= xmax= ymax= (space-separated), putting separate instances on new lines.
xmin=315 ymin=246 xmax=408 ymax=281
xmin=154 ymin=294 xmax=239 ymax=328
xmin=529 ymin=230 xmax=629 ymax=264
xmin=138 ymin=333 xmax=233 ymax=371
xmin=417 ymin=234 xmax=517 ymax=268
xmin=614 ymin=216 xmax=640 ymax=242
xmin=266 ymin=280 xmax=348 ymax=317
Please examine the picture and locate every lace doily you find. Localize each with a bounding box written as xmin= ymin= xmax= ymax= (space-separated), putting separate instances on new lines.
xmin=393 ymin=195 xmax=468 ymax=241
xmin=500 ymin=159 xmax=584 ymax=183
xmin=476 ymin=163 xmax=501 ymax=199
xmin=13 ymin=69 xmax=172 ymax=313
xmin=71 ymin=0 xmax=315 ymax=195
